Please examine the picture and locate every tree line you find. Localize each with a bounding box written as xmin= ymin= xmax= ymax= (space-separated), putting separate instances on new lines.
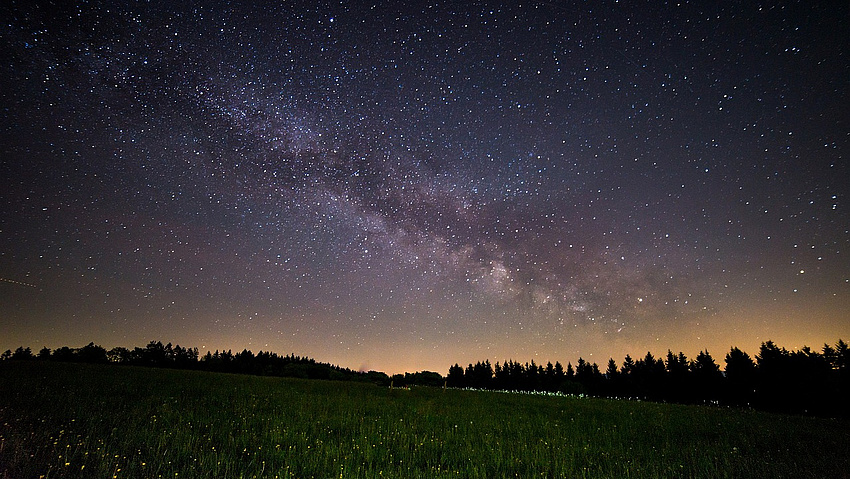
xmin=3 ymin=338 xmax=848 ymax=416
xmin=1 ymin=341 xmax=391 ymax=384
xmin=447 ymin=339 xmax=849 ymax=417
xmin=2 ymin=341 xmax=450 ymax=388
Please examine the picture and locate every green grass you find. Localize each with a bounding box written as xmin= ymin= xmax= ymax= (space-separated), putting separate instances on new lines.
xmin=1 ymin=362 xmax=847 ymax=478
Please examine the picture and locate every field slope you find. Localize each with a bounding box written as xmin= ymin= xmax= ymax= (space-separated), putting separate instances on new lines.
xmin=1 ymin=362 xmax=847 ymax=478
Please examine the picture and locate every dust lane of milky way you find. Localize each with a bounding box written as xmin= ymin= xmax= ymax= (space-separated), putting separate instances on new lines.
xmin=0 ymin=1 xmax=847 ymax=374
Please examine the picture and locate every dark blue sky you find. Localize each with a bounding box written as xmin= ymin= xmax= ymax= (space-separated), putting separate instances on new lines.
xmin=1 ymin=0 xmax=847 ymax=373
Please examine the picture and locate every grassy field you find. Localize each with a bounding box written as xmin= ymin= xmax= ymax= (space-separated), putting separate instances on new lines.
xmin=1 ymin=362 xmax=847 ymax=478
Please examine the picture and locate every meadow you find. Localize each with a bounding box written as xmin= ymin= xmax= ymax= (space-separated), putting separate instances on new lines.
xmin=1 ymin=362 xmax=847 ymax=478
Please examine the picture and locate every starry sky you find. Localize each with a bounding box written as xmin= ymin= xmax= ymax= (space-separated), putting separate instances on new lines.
xmin=1 ymin=1 xmax=848 ymax=374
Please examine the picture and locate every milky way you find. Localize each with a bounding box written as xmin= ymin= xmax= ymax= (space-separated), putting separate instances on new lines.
xmin=1 ymin=1 xmax=848 ymax=373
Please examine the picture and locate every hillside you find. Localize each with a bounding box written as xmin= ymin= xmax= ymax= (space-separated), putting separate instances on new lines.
xmin=2 ymin=361 xmax=848 ymax=478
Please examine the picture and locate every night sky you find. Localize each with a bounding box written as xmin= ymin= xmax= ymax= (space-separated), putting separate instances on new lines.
xmin=2 ymin=1 xmax=848 ymax=374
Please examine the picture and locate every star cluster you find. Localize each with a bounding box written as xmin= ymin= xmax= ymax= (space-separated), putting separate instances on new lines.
xmin=1 ymin=1 xmax=847 ymax=373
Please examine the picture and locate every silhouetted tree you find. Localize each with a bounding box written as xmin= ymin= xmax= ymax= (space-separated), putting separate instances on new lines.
xmin=554 ymin=361 xmax=565 ymax=380
xmin=757 ymin=340 xmax=788 ymax=373
xmin=605 ymin=358 xmax=619 ymax=379
xmin=479 ymin=360 xmax=494 ymax=387
xmin=691 ymin=350 xmax=722 ymax=402
xmin=617 ymin=354 xmax=636 ymax=397
xmin=724 ymin=347 xmax=756 ymax=406
xmin=464 ymin=360 xmax=494 ymax=389
xmin=573 ymin=358 xmax=602 ymax=394
xmin=575 ymin=358 xmax=589 ymax=380
xmin=542 ymin=361 xmax=557 ymax=391
xmin=498 ymin=359 xmax=526 ymax=390
xmin=632 ymin=352 xmax=665 ymax=400
xmin=835 ymin=339 xmax=849 ymax=370
xmin=601 ymin=358 xmax=621 ymax=396
xmin=492 ymin=362 xmax=504 ymax=388
xmin=525 ymin=360 xmax=541 ymax=390
xmin=37 ymin=347 xmax=51 ymax=359
xmin=755 ymin=340 xmax=790 ymax=411
xmin=822 ymin=343 xmax=838 ymax=368
xmin=447 ymin=363 xmax=465 ymax=387
xmin=172 ymin=345 xmax=198 ymax=369
xmin=365 ymin=370 xmax=391 ymax=386
xmin=621 ymin=355 xmax=635 ymax=375
xmin=107 ymin=347 xmax=131 ymax=363
xmin=788 ymin=346 xmax=833 ymax=415
xmin=11 ymin=347 xmax=33 ymax=360
xmin=52 ymin=346 xmax=75 ymax=362
xmin=78 ymin=342 xmax=108 ymax=363
xmin=664 ymin=351 xmax=690 ymax=401
xmin=140 ymin=341 xmax=169 ymax=367
xmin=235 ymin=349 xmax=256 ymax=374
xmin=833 ymin=340 xmax=850 ymax=416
